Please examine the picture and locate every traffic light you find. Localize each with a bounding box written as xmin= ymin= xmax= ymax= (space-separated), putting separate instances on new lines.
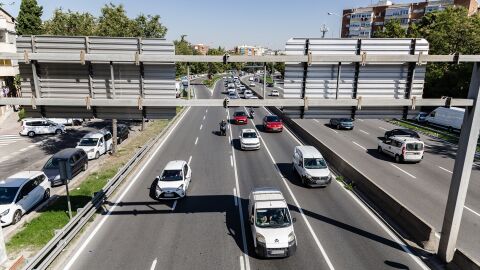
xmin=223 ymin=97 xmax=229 ymax=108
xmin=223 ymin=53 xmax=230 ymax=64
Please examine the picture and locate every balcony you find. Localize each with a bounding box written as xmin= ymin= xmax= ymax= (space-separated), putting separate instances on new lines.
xmin=0 ymin=18 xmax=15 ymax=32
xmin=0 ymin=43 xmax=16 ymax=53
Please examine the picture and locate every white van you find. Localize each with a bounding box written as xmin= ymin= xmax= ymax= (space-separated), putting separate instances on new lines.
xmin=19 ymin=118 xmax=65 ymax=137
xmin=76 ymin=130 xmax=113 ymax=160
xmin=424 ymin=107 xmax=464 ymax=131
xmin=377 ymin=136 xmax=424 ymax=163
xmin=248 ymin=188 xmax=296 ymax=258
xmin=292 ymin=146 xmax=332 ymax=187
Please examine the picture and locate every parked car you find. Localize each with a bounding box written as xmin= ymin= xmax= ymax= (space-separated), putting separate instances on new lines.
xmin=233 ymin=111 xmax=248 ymax=124
xmin=270 ymin=90 xmax=279 ymax=96
xmin=239 ymin=129 xmax=261 ymax=150
xmin=0 ymin=171 xmax=51 ymax=226
xmin=263 ymin=115 xmax=283 ymax=132
xmin=329 ymin=118 xmax=354 ymax=130
xmin=424 ymin=106 xmax=464 ymax=131
xmin=249 ymin=187 xmax=296 ymax=258
xmin=43 ymin=148 xmax=88 ymax=186
xmin=47 ymin=118 xmax=83 ymax=126
xmin=384 ymin=129 xmax=420 ymax=139
xmin=107 ymin=124 xmax=130 ymax=144
xmin=76 ymin=130 xmax=113 ymax=160
xmin=155 ymin=160 xmax=191 ymax=199
xmin=228 ymin=92 xmax=239 ymax=100
xmin=292 ymin=146 xmax=332 ymax=187
xmin=244 ymin=90 xmax=253 ymax=99
xmin=249 ymin=82 xmax=256 ymax=87
xmin=413 ymin=112 xmax=428 ymax=123
xmin=19 ymin=118 xmax=65 ymax=138
xmin=377 ymin=136 xmax=424 ymax=163
xmin=249 ymin=77 xmax=254 ymax=82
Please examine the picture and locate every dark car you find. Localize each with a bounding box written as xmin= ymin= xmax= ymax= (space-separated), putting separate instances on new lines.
xmin=384 ymin=129 xmax=420 ymax=139
xmin=329 ymin=118 xmax=354 ymax=130
xmin=43 ymin=148 xmax=88 ymax=186
xmin=263 ymin=115 xmax=283 ymax=132
xmin=107 ymin=124 xmax=130 ymax=144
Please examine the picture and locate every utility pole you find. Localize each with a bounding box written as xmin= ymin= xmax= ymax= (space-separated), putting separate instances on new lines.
xmin=112 ymin=119 xmax=117 ymax=154
xmin=263 ymin=64 xmax=267 ymax=98
xmin=320 ymin=24 xmax=329 ymax=39
xmin=438 ymin=63 xmax=480 ymax=262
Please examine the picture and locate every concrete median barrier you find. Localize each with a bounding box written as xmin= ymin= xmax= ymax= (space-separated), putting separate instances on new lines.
xmin=447 ymin=249 xmax=480 ymax=270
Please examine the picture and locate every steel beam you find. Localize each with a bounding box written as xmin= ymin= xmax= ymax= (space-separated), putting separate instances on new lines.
xmin=403 ymin=39 xmax=417 ymax=119
xmin=438 ymin=63 xmax=480 ymax=262
xmin=300 ymin=39 xmax=310 ymax=119
xmin=31 ymin=61 xmax=40 ymax=98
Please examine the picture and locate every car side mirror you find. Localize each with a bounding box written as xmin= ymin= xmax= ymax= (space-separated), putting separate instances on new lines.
xmin=292 ymin=217 xmax=297 ymax=223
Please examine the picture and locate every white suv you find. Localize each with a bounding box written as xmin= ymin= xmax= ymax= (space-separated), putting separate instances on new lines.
xmin=155 ymin=160 xmax=191 ymax=199
xmin=20 ymin=118 xmax=65 ymax=137
xmin=239 ymin=129 xmax=260 ymax=150
xmin=249 ymin=187 xmax=297 ymax=258
xmin=378 ymin=136 xmax=424 ymax=163
xmin=0 ymin=171 xmax=51 ymax=226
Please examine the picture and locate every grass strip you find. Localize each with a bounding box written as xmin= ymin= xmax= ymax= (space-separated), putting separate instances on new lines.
xmin=203 ymin=74 xmax=222 ymax=88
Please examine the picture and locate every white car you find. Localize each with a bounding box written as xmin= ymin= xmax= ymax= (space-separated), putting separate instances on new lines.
xmin=378 ymin=136 xmax=424 ymax=163
xmin=76 ymin=130 xmax=113 ymax=160
xmin=244 ymin=90 xmax=253 ymax=99
xmin=19 ymin=118 xmax=65 ymax=138
xmin=249 ymin=188 xmax=296 ymax=258
xmin=292 ymin=146 xmax=332 ymax=187
xmin=239 ymin=129 xmax=261 ymax=150
xmin=155 ymin=160 xmax=191 ymax=199
xmin=249 ymin=82 xmax=256 ymax=87
xmin=47 ymin=118 xmax=83 ymax=126
xmin=0 ymin=171 xmax=51 ymax=226
xmin=271 ymin=90 xmax=280 ymax=96
xmin=249 ymin=77 xmax=254 ymax=82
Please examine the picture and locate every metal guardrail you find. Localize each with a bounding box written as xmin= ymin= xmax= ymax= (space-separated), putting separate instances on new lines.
xmin=23 ymin=109 xmax=187 ymax=270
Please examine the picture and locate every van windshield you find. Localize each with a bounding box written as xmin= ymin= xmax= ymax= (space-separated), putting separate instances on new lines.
xmin=406 ymin=143 xmax=424 ymax=151
xmin=304 ymin=158 xmax=327 ymax=169
xmin=256 ymin=208 xmax=291 ymax=228
xmin=0 ymin=187 xmax=19 ymax=204
xmin=79 ymin=138 xmax=98 ymax=147
xmin=43 ymin=157 xmax=59 ymax=169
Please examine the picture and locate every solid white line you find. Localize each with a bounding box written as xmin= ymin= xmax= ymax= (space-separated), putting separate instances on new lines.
xmin=230 ymin=155 xmax=233 ymax=167
xmin=206 ymin=109 xmax=208 ymax=113
xmin=0 ymin=135 xmax=21 ymax=137
xmin=359 ymin=129 xmax=369 ymax=135
xmin=438 ymin=166 xmax=452 ymax=174
xmin=200 ymin=124 xmax=203 ymax=130
xmin=63 ymin=107 xmax=191 ymax=270
xmin=390 ymin=164 xmax=417 ymax=179
xmin=239 ymin=255 xmax=245 ymax=270
xmin=379 ymin=127 xmax=388 ymax=131
xmin=150 ymin=258 xmax=157 ymax=270
xmin=203 ymin=115 xmax=206 ymax=121
xmin=249 ymin=121 xmax=335 ymax=270
xmin=357 ymin=119 xmax=364 ymax=122
xmin=465 ymin=205 xmax=480 ymax=218
xmin=188 ymin=155 xmax=192 ymax=165
xmin=228 ymin=135 xmax=231 ymax=142
xmin=195 ymin=137 xmax=198 ymax=145
xmin=313 ymin=119 xmax=320 ymax=123
xmin=352 ymin=141 xmax=367 ymax=151
xmin=171 ymin=200 xmax=177 ymax=211
xmin=26 ymin=144 xmax=35 ymax=149
xmin=18 ymin=148 xmax=28 ymax=152
xmin=233 ymin=188 xmax=238 ymax=206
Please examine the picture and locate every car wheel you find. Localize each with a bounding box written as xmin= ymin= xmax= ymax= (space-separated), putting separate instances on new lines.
xmin=95 ymin=152 xmax=100 ymax=159
xmin=82 ymin=162 xmax=88 ymax=171
xmin=395 ymin=155 xmax=401 ymax=163
xmin=336 ymin=124 xmax=340 ymax=130
xmin=12 ymin=210 xmax=22 ymax=225
xmin=28 ymin=131 xmax=35 ymax=137
xmin=55 ymin=129 xmax=62 ymax=135
xmin=43 ymin=189 xmax=50 ymax=200
xmin=377 ymin=146 xmax=382 ymax=153
xmin=118 ymin=137 xmax=123 ymax=144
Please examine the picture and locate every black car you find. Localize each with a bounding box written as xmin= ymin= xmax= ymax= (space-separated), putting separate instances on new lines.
xmin=329 ymin=118 xmax=354 ymax=130
xmin=384 ymin=129 xmax=420 ymax=139
xmin=108 ymin=124 xmax=130 ymax=144
xmin=43 ymin=148 xmax=88 ymax=186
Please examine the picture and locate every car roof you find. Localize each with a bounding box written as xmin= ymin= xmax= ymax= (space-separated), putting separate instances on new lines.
xmin=391 ymin=136 xmax=423 ymax=143
xmin=53 ymin=148 xmax=83 ymax=159
xmin=164 ymin=160 xmax=186 ymax=170
xmin=242 ymin=128 xmax=256 ymax=133
xmin=251 ymin=188 xmax=287 ymax=208
xmin=0 ymin=171 xmax=44 ymax=187
xmin=295 ymin=145 xmax=323 ymax=158
xmin=82 ymin=132 xmax=103 ymax=139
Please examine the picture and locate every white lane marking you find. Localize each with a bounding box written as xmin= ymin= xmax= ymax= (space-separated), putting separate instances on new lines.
xmin=359 ymin=129 xmax=369 ymax=135
xmin=313 ymin=119 xmax=320 ymax=123
xmin=352 ymin=141 xmax=367 ymax=151
xmin=150 ymin=258 xmax=157 ymax=270
xmin=203 ymin=115 xmax=206 ymax=121
xmin=357 ymin=119 xmax=364 ymax=122
xmin=227 ymin=111 xmax=251 ymax=270
xmin=249 ymin=121 xmax=335 ymax=270
xmin=63 ymin=107 xmax=191 ymax=270
xmin=465 ymin=205 xmax=480 ymax=218
xmin=26 ymin=144 xmax=36 ymax=149
xmin=438 ymin=166 xmax=452 ymax=174
xmin=18 ymin=148 xmax=28 ymax=152
xmin=312 ymin=119 xmax=338 ymax=133
xmin=230 ymin=155 xmax=233 ymax=167
xmin=188 ymin=155 xmax=192 ymax=165
xmin=171 ymin=200 xmax=177 ymax=211
xmin=233 ymin=188 xmax=238 ymax=206
xmin=391 ymin=164 xmax=417 ymax=179
xmin=206 ymin=109 xmax=208 ymax=113
xmin=195 ymin=137 xmax=198 ymax=145
xmin=228 ymin=135 xmax=231 ymax=142
xmin=379 ymin=127 xmax=388 ymax=131
xmin=200 ymin=124 xmax=203 ymax=130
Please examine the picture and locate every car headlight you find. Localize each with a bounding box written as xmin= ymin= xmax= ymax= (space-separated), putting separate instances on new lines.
xmin=88 ymin=149 xmax=95 ymax=153
xmin=156 ymin=185 xmax=162 ymax=193
xmin=176 ymin=184 xmax=184 ymax=191
xmin=256 ymin=233 xmax=266 ymax=243
xmin=305 ymin=174 xmax=312 ymax=179
xmin=1 ymin=209 xmax=9 ymax=216
xmin=288 ymin=232 xmax=295 ymax=242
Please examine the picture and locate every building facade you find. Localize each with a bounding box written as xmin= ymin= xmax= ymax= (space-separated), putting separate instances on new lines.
xmin=0 ymin=7 xmax=18 ymax=121
xmin=341 ymin=0 xmax=478 ymax=38
xmin=192 ymin=43 xmax=209 ymax=55
xmin=234 ymin=45 xmax=270 ymax=56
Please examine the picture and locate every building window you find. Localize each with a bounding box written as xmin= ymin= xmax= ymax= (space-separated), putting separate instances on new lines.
xmin=0 ymin=59 xmax=12 ymax=66
xmin=0 ymin=31 xmax=6 ymax=43
xmin=400 ymin=18 xmax=409 ymax=24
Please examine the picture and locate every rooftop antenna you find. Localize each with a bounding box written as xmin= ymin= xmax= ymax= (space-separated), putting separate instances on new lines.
xmin=320 ymin=24 xmax=329 ymax=39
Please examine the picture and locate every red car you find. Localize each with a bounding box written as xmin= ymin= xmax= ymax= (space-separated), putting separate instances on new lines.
xmin=263 ymin=115 xmax=283 ymax=132
xmin=233 ymin=111 xmax=248 ymax=124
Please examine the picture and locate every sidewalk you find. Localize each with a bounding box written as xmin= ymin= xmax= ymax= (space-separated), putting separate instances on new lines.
xmin=0 ymin=108 xmax=20 ymax=136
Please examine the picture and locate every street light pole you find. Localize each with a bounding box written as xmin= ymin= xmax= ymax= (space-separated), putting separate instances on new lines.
xmin=327 ymin=12 xmax=348 ymax=38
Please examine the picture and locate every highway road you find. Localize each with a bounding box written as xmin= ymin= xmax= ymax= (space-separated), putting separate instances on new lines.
xmin=244 ymin=76 xmax=480 ymax=261
xmin=60 ymin=79 xmax=429 ymax=270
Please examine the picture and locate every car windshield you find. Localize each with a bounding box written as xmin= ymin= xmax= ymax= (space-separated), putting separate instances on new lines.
xmin=256 ymin=208 xmax=291 ymax=228
xmin=406 ymin=143 xmax=424 ymax=151
xmin=44 ymin=157 xmax=60 ymax=169
xmin=234 ymin=112 xmax=246 ymax=117
xmin=266 ymin=116 xmax=280 ymax=122
xmin=79 ymin=138 xmax=98 ymax=146
xmin=243 ymin=132 xmax=257 ymax=139
xmin=0 ymin=187 xmax=19 ymax=204
xmin=161 ymin=170 xmax=183 ymax=181
xmin=339 ymin=118 xmax=353 ymax=123
xmin=304 ymin=158 xmax=328 ymax=169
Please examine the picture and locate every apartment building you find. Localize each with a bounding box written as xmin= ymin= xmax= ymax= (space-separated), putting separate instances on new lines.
xmin=341 ymin=0 xmax=478 ymax=38
xmin=192 ymin=43 xmax=209 ymax=55
xmin=0 ymin=7 xmax=18 ymax=121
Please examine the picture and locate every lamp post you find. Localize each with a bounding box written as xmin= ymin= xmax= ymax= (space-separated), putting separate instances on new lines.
xmin=327 ymin=12 xmax=349 ymax=38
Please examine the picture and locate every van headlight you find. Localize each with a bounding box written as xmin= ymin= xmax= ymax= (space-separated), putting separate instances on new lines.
xmin=288 ymin=232 xmax=295 ymax=242
xmin=0 ymin=209 xmax=9 ymax=216
xmin=256 ymin=233 xmax=266 ymax=243
xmin=88 ymin=149 xmax=95 ymax=153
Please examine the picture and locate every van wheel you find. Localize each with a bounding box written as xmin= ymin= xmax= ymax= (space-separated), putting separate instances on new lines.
xmin=95 ymin=152 xmax=100 ymax=159
xmin=55 ymin=129 xmax=62 ymax=135
xmin=82 ymin=162 xmax=88 ymax=171
xmin=27 ymin=131 xmax=35 ymax=137
xmin=377 ymin=146 xmax=382 ymax=153
xmin=43 ymin=189 xmax=50 ymax=200
xmin=395 ymin=155 xmax=402 ymax=163
xmin=12 ymin=210 xmax=22 ymax=225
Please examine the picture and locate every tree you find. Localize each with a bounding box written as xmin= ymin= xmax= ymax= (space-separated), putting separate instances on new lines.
xmin=274 ymin=62 xmax=285 ymax=78
xmin=95 ymin=3 xmax=133 ymax=37
xmin=131 ymin=14 xmax=167 ymax=38
xmin=43 ymin=9 xmax=96 ymax=36
xmin=373 ymin=19 xmax=407 ymax=38
xmin=174 ymin=36 xmax=195 ymax=77
xmin=16 ymin=0 xmax=43 ymax=35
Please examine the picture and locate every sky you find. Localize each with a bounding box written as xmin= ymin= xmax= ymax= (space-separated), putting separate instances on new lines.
xmin=3 ymin=0 xmax=415 ymax=50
